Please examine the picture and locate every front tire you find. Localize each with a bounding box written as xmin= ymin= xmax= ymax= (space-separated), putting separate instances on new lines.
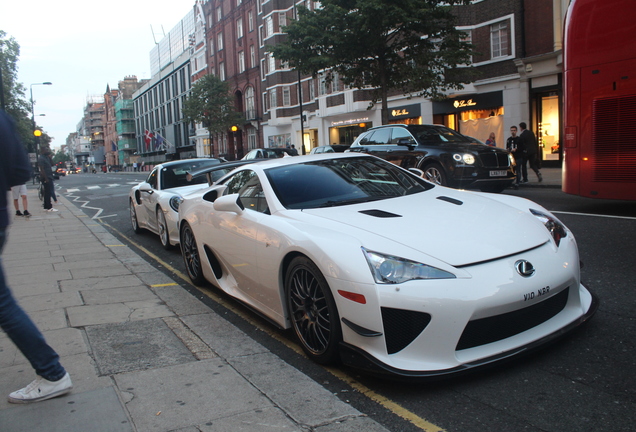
xmin=422 ymin=162 xmax=448 ymax=186
xmin=157 ymin=207 xmax=172 ymax=249
xmin=130 ymin=200 xmax=142 ymax=233
xmin=286 ymin=256 xmax=342 ymax=365
xmin=180 ymin=222 xmax=205 ymax=285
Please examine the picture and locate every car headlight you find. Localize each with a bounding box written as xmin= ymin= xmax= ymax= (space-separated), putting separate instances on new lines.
xmin=530 ymin=209 xmax=567 ymax=247
xmin=453 ymin=153 xmax=475 ymax=164
xmin=169 ymin=195 xmax=184 ymax=212
xmin=362 ymin=248 xmax=456 ymax=284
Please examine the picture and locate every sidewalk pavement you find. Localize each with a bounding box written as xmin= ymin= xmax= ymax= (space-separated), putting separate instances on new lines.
xmin=0 ymin=188 xmax=391 ymax=432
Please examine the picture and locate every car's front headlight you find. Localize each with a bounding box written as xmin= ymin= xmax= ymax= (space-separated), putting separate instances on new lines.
xmin=362 ymin=248 xmax=456 ymax=284
xmin=169 ymin=195 xmax=184 ymax=212
xmin=530 ymin=209 xmax=567 ymax=247
xmin=453 ymin=153 xmax=475 ymax=165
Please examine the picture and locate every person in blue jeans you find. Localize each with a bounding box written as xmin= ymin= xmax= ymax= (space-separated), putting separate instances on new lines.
xmin=0 ymin=110 xmax=72 ymax=403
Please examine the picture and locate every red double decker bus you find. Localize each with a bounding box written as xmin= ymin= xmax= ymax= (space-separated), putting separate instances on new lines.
xmin=562 ymin=0 xmax=636 ymax=200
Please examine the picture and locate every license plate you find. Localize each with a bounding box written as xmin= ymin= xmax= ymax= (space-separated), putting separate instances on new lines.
xmin=490 ymin=170 xmax=506 ymax=177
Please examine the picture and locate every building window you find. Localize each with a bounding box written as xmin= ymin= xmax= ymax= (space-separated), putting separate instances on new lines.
xmin=217 ymin=32 xmax=224 ymax=51
xmin=309 ymin=78 xmax=315 ymax=100
xmin=265 ymin=16 xmax=273 ymax=38
xmin=248 ymin=128 xmax=257 ymax=150
xmin=238 ymin=51 xmax=246 ymax=73
xmin=237 ymin=18 xmax=244 ymax=39
xmin=279 ymin=12 xmax=287 ymax=29
xmin=270 ymin=88 xmax=277 ymax=109
xmin=216 ymin=7 xmax=222 ymax=22
xmin=245 ymin=86 xmax=255 ymax=119
xmin=250 ymin=45 xmax=256 ymax=69
xmin=491 ymin=21 xmax=508 ymax=59
xmin=219 ymin=62 xmax=225 ymax=81
xmin=282 ymin=86 xmax=291 ymax=106
xmin=318 ymin=74 xmax=327 ymax=96
xmin=267 ymin=53 xmax=275 ymax=74
xmin=237 ymin=0 xmax=242 ymax=5
xmin=248 ymin=10 xmax=254 ymax=32
xmin=331 ymin=71 xmax=340 ymax=92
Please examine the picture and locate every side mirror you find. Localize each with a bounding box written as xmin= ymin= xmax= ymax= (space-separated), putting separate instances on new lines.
xmin=139 ymin=183 xmax=153 ymax=194
xmin=408 ymin=168 xmax=425 ymax=178
xmin=213 ymin=193 xmax=244 ymax=215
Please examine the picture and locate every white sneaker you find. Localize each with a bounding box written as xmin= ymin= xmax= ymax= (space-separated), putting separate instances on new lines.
xmin=46 ymin=208 xmax=59 ymax=212
xmin=8 ymin=372 xmax=73 ymax=403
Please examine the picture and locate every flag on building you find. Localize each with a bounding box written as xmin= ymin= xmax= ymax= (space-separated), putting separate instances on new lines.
xmin=155 ymin=133 xmax=165 ymax=151
xmin=144 ymin=130 xmax=154 ymax=151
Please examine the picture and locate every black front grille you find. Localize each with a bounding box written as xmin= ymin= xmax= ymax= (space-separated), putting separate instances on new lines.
xmin=456 ymin=287 xmax=569 ymax=351
xmin=381 ymin=307 xmax=431 ymax=354
xmin=479 ymin=152 xmax=510 ymax=168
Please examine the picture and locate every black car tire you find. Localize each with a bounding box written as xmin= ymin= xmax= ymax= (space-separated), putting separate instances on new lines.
xmin=285 ymin=256 xmax=342 ymax=365
xmin=157 ymin=207 xmax=172 ymax=250
xmin=130 ymin=200 xmax=142 ymax=234
xmin=180 ymin=221 xmax=205 ymax=286
xmin=423 ymin=162 xmax=447 ymax=186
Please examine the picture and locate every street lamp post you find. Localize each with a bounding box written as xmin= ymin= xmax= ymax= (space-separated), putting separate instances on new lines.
xmin=30 ymin=82 xmax=52 ymax=163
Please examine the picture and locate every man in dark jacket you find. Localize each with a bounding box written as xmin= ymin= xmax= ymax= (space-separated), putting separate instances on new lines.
xmin=38 ymin=145 xmax=58 ymax=211
xmin=0 ymin=110 xmax=73 ymax=403
xmin=506 ymin=125 xmax=524 ymax=187
xmin=519 ymin=122 xmax=543 ymax=182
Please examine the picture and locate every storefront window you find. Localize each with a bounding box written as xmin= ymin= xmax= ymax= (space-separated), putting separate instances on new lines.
xmin=537 ymin=94 xmax=560 ymax=161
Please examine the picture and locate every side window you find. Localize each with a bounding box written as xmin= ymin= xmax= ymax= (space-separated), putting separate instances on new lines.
xmin=147 ymin=169 xmax=158 ymax=189
xmin=223 ymin=170 xmax=269 ymax=214
xmin=365 ymin=128 xmax=391 ymax=145
xmin=390 ymin=128 xmax=416 ymax=145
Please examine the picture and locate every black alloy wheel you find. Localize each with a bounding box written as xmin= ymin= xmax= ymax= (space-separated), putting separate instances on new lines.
xmin=286 ymin=256 xmax=342 ymax=365
xmin=180 ymin=222 xmax=205 ymax=285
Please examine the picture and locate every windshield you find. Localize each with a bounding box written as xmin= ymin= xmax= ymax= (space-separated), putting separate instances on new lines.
xmin=161 ymin=159 xmax=221 ymax=189
xmin=408 ymin=125 xmax=471 ymax=144
xmin=266 ymin=157 xmax=433 ymax=209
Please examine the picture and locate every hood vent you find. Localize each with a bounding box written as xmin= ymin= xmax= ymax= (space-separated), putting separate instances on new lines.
xmin=436 ymin=196 xmax=463 ymax=205
xmin=358 ymin=209 xmax=402 ymax=218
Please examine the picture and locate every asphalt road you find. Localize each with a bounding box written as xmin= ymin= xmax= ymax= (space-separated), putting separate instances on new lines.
xmin=52 ymin=172 xmax=635 ymax=432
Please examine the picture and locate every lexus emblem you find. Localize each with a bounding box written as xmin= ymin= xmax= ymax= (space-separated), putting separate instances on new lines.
xmin=515 ymin=260 xmax=535 ymax=277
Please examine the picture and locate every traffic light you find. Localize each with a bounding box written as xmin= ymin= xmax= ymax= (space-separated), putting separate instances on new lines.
xmin=33 ymin=129 xmax=42 ymax=137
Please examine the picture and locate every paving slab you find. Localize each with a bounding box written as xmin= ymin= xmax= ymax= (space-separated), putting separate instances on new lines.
xmin=0 ymin=386 xmax=132 ymax=432
xmin=85 ymin=319 xmax=195 ymax=375
xmin=114 ymin=359 xmax=286 ymax=432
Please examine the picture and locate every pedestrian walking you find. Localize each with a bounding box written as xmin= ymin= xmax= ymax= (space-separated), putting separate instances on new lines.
xmin=519 ymin=122 xmax=543 ymax=182
xmin=37 ymin=146 xmax=58 ymax=212
xmin=506 ymin=125 xmax=525 ymax=187
xmin=485 ymin=132 xmax=497 ymax=147
xmin=11 ymin=184 xmax=31 ymax=217
xmin=0 ymin=109 xmax=73 ymax=403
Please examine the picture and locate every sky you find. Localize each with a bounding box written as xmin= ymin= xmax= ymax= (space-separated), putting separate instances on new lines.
xmin=1 ymin=0 xmax=193 ymax=150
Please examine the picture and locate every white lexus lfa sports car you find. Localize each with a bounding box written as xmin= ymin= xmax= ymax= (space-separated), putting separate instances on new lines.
xmin=178 ymin=153 xmax=598 ymax=377
xmin=129 ymin=158 xmax=224 ymax=249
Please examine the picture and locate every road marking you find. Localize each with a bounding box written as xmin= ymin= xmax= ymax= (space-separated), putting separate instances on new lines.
xmin=66 ymin=188 xmax=80 ymax=192
xmin=101 ymin=221 xmax=447 ymax=432
xmin=152 ymin=283 xmax=179 ymax=287
xmin=86 ymin=185 xmax=102 ymax=190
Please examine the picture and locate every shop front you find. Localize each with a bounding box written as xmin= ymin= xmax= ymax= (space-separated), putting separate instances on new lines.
xmin=328 ymin=116 xmax=372 ymax=146
xmin=531 ymin=87 xmax=562 ymax=166
xmin=433 ymin=91 xmax=505 ymax=147
xmin=388 ymin=103 xmax=422 ymax=125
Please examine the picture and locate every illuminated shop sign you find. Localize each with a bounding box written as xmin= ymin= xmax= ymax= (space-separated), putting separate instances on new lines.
xmin=389 ymin=104 xmax=421 ymax=120
xmin=433 ymin=91 xmax=503 ymax=114
xmin=331 ymin=117 xmax=370 ymax=127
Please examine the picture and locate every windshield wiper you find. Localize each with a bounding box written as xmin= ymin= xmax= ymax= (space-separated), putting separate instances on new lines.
xmin=317 ymin=196 xmax=386 ymax=208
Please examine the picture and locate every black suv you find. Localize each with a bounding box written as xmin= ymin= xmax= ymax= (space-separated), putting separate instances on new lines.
xmin=348 ymin=124 xmax=515 ymax=192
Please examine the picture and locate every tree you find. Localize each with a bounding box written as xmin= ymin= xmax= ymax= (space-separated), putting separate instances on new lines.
xmin=271 ymin=0 xmax=475 ymax=124
xmin=0 ymin=30 xmax=39 ymax=152
xmin=181 ymin=74 xmax=244 ymax=159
